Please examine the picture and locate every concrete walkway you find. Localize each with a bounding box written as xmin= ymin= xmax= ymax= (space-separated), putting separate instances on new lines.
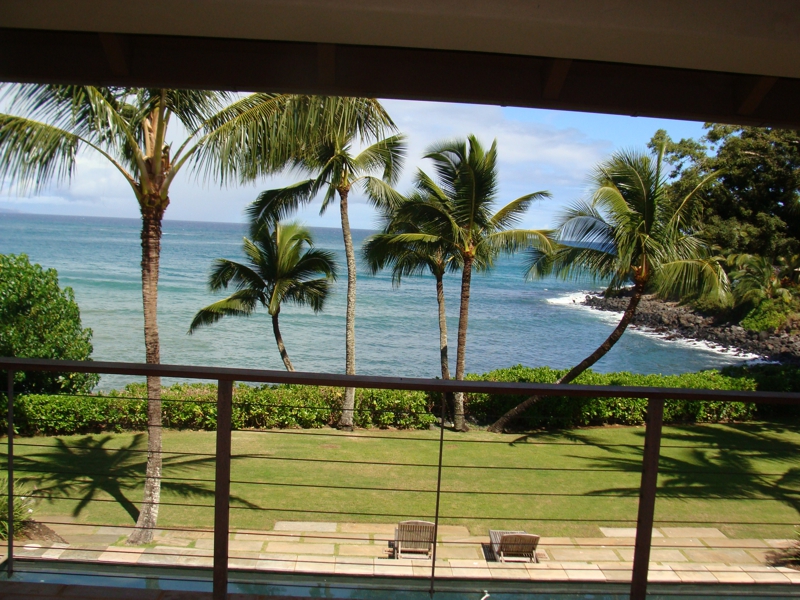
xmin=5 ymin=521 xmax=799 ymax=584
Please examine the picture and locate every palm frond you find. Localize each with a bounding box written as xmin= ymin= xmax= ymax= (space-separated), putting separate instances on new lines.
xmin=247 ymin=179 xmax=322 ymax=230
xmin=491 ymin=191 xmax=551 ymax=229
xmin=188 ymin=290 xmax=260 ymax=333
xmin=352 ymin=134 xmax=407 ymax=184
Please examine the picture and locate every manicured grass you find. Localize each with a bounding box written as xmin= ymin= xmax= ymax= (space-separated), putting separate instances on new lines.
xmin=3 ymin=422 xmax=799 ymax=538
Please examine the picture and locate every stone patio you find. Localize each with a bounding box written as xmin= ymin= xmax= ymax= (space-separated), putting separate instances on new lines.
xmin=4 ymin=521 xmax=799 ymax=584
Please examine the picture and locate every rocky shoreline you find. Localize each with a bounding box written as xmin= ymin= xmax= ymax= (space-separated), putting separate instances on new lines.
xmin=582 ymin=293 xmax=800 ymax=364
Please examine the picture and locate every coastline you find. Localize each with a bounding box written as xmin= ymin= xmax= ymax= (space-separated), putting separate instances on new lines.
xmin=581 ymin=293 xmax=800 ymax=365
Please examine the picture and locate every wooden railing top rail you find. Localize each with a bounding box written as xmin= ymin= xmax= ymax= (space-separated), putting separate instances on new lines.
xmin=2 ymin=357 xmax=799 ymax=405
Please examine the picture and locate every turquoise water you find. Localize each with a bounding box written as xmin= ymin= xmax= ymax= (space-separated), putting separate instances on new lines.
xmin=0 ymin=213 xmax=750 ymax=389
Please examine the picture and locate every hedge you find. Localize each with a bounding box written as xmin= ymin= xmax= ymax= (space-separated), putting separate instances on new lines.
xmin=7 ymin=383 xmax=435 ymax=436
xmin=3 ymin=364 xmax=797 ymax=436
xmin=464 ymin=366 xmax=759 ymax=429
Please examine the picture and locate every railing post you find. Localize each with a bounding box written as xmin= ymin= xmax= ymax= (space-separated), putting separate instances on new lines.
xmin=6 ymin=370 xmax=13 ymax=576
xmin=630 ymin=397 xmax=664 ymax=600
xmin=428 ymin=390 xmax=447 ymax=598
xmin=213 ymin=379 xmax=233 ymax=600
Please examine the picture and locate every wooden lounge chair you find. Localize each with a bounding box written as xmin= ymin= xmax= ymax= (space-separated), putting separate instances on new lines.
xmin=489 ymin=530 xmax=540 ymax=562
xmin=394 ymin=520 xmax=435 ymax=559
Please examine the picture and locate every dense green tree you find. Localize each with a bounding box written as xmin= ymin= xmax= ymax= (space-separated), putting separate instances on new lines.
xmin=654 ymin=125 xmax=800 ymax=259
xmin=382 ymin=136 xmax=550 ymax=431
xmin=488 ymin=142 xmax=728 ymax=432
xmin=0 ymin=85 xmax=394 ymax=542
xmin=189 ymin=221 xmax=337 ymax=371
xmin=247 ymin=123 xmax=405 ymax=429
xmin=0 ymin=254 xmax=98 ymax=396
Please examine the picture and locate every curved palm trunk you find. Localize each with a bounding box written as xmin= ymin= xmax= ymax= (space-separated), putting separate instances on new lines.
xmin=435 ymin=272 xmax=454 ymax=421
xmin=453 ymin=256 xmax=473 ymax=432
xmin=337 ymin=188 xmax=357 ymax=430
xmin=487 ymin=280 xmax=646 ymax=433
xmin=271 ymin=311 xmax=295 ymax=371
xmin=128 ymin=202 xmax=165 ymax=545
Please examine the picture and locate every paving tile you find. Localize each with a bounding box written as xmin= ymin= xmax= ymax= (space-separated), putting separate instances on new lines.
xmin=684 ymin=548 xmax=759 ymax=564
xmin=616 ymin=548 xmax=687 ymax=562
xmin=303 ymin=532 xmax=371 ymax=543
xmin=435 ymin=525 xmax=470 ymax=536
xmin=647 ymin=568 xmax=681 ymax=583
xmin=711 ymin=569 xmax=755 ymax=583
xmin=448 ymin=557 xmax=493 ymax=578
xmin=671 ymin=565 xmax=718 ymax=584
xmin=228 ymin=557 xmax=259 ymax=569
xmin=652 ymin=537 xmax=704 ymax=548
xmin=338 ymin=544 xmax=389 ymax=557
xmin=599 ymin=527 xmax=663 ymax=538
xmin=265 ymin=541 xmax=334 ymax=554
xmin=152 ymin=536 xmax=193 ymax=547
xmin=489 ymin=564 xmax=532 ymax=580
xmin=334 ymin=556 xmax=374 ymax=575
xmin=374 ymin=562 xmax=415 ymax=577
xmin=97 ymin=547 xmax=145 ymax=564
xmin=765 ymin=538 xmax=795 ymax=549
xmin=436 ymin=545 xmax=481 ymax=559
xmin=661 ymin=527 xmax=725 ymax=538
xmin=95 ymin=526 xmax=134 ymax=536
xmin=255 ymin=553 xmax=297 ymax=572
xmin=598 ymin=563 xmax=633 ymax=582
xmin=60 ymin=534 xmax=121 ymax=546
xmin=294 ymin=555 xmax=335 ymax=573
xmin=565 ymin=564 xmax=605 ymax=582
xmin=58 ymin=549 xmax=105 ymax=561
xmin=48 ymin=524 xmax=98 ymax=536
xmin=339 ymin=523 xmax=396 ymax=534
xmin=439 ymin=535 xmax=488 ymax=544
xmin=527 ymin=567 xmax=568 ymax=580
xmin=745 ymin=549 xmax=772 ymax=562
xmin=549 ymin=547 xmax=619 ymax=561
xmin=273 ymin=521 xmax=337 ymax=532
xmin=703 ymin=537 xmax=767 ymax=548
xmin=413 ymin=564 xmax=453 ymax=577
xmin=575 ymin=537 xmax=635 ymax=547
xmin=776 ymin=567 xmax=800 ymax=583
xmin=194 ymin=539 xmax=264 ymax=552
xmin=538 ymin=537 xmax=574 ymax=546
xmin=41 ymin=547 xmax=67 ymax=560
xmin=233 ymin=532 xmax=300 ymax=543
xmin=746 ymin=571 xmax=792 ymax=583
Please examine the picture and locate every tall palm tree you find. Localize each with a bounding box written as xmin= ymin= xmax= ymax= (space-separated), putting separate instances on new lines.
xmin=189 ymin=221 xmax=337 ymax=370
xmin=0 ymin=86 xmax=393 ymax=541
xmin=488 ymin=142 xmax=728 ymax=432
xmin=247 ymin=128 xmax=406 ymax=429
xmin=363 ymin=192 xmax=461 ymax=412
xmin=387 ymin=136 xmax=551 ymax=431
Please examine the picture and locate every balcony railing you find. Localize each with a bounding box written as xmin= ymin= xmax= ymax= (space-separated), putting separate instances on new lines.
xmin=2 ymin=357 xmax=799 ymax=600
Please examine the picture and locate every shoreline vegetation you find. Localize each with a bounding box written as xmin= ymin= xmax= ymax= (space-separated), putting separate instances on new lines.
xmin=582 ymin=292 xmax=800 ymax=364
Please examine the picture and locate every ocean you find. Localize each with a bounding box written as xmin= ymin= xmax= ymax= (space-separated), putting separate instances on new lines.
xmin=0 ymin=213 xmax=754 ymax=390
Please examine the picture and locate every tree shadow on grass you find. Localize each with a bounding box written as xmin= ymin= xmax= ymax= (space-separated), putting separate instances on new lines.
xmin=11 ymin=433 xmax=259 ymax=522
xmin=560 ymin=423 xmax=800 ymax=515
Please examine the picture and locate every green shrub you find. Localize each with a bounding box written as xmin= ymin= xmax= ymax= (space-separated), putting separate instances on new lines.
xmin=7 ymin=382 xmax=434 ymax=436
xmin=740 ymin=298 xmax=794 ymax=331
xmin=0 ymin=254 xmax=99 ymax=396
xmin=464 ymin=365 xmax=757 ymax=429
xmin=6 ymin=363 xmax=794 ymax=436
xmin=0 ymin=477 xmax=37 ymax=540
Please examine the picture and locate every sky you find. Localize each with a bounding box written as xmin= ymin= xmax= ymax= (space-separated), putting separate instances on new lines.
xmin=0 ymin=98 xmax=709 ymax=230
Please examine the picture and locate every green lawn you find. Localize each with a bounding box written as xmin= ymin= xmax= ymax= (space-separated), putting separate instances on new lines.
xmin=3 ymin=422 xmax=799 ymax=538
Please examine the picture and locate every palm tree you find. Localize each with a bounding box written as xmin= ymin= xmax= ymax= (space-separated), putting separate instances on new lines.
xmin=488 ymin=142 xmax=728 ymax=432
xmin=729 ymin=253 xmax=793 ymax=305
xmin=0 ymin=86 xmax=393 ymax=541
xmin=386 ymin=136 xmax=551 ymax=431
xmin=189 ymin=221 xmax=337 ymax=370
xmin=363 ymin=192 xmax=461 ymax=414
xmin=247 ymin=127 xmax=406 ymax=429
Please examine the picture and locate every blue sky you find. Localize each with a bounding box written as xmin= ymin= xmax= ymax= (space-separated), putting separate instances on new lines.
xmin=0 ymin=99 xmax=708 ymax=230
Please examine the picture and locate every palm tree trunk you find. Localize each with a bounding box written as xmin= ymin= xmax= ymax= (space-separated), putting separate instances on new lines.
xmin=271 ymin=311 xmax=295 ymax=371
xmin=337 ymin=188 xmax=357 ymax=430
xmin=435 ymin=272 xmax=454 ymax=421
xmin=453 ymin=256 xmax=473 ymax=432
xmin=128 ymin=202 xmax=165 ymax=545
xmin=487 ymin=280 xmax=646 ymax=433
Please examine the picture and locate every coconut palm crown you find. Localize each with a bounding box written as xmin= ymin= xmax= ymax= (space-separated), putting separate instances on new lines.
xmin=385 ymin=135 xmax=551 ymax=430
xmin=246 ymin=123 xmax=406 ymax=429
xmin=189 ymin=221 xmax=337 ymax=371
xmin=488 ymin=141 xmax=728 ymax=432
